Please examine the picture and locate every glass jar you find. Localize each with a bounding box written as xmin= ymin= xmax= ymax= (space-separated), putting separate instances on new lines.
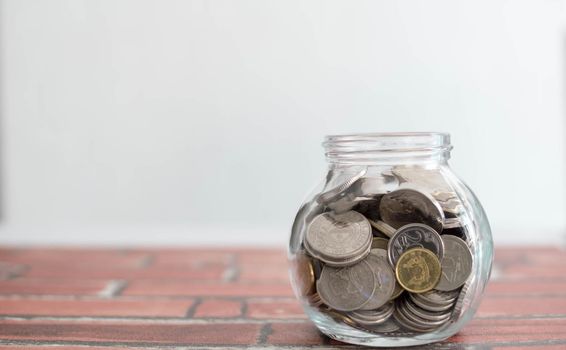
xmin=288 ymin=132 xmax=493 ymax=347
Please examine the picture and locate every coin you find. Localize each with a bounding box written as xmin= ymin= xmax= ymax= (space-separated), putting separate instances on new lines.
xmin=351 ymin=176 xmax=399 ymax=197
xmin=290 ymin=199 xmax=323 ymax=253
xmin=369 ymin=220 xmax=396 ymax=238
xmin=380 ymin=188 xmax=445 ymax=233
xmin=371 ymin=237 xmax=389 ymax=251
xmin=359 ymin=252 xmax=396 ymax=310
xmin=435 ymin=235 xmax=473 ymax=291
xmin=350 ymin=302 xmax=394 ymax=325
xmin=398 ymin=299 xmax=449 ymax=328
xmin=402 ymin=296 xmax=451 ymax=322
xmin=327 ymin=194 xmax=374 ymax=214
xmin=305 ymin=211 xmax=372 ymax=267
xmin=440 ymin=197 xmax=464 ymax=215
xmin=391 ymin=166 xmax=452 ymax=194
xmin=353 ymin=196 xmax=383 ymax=222
xmin=317 ymin=168 xmax=368 ymax=204
xmin=417 ymin=289 xmax=459 ymax=305
xmin=390 ymin=281 xmax=404 ymax=300
xmin=307 ymin=292 xmax=325 ymax=307
xmin=451 ymin=282 xmax=470 ymax=319
xmin=364 ymin=319 xmax=400 ymax=333
xmin=395 ymin=248 xmax=442 ymax=293
xmin=317 ymin=260 xmax=376 ymax=311
xmin=444 ymin=217 xmax=467 ymax=229
xmin=387 ymin=223 xmax=444 ymax=266
xmin=409 ymin=292 xmax=455 ymax=313
xmin=290 ymin=252 xmax=316 ymax=297
xmin=393 ymin=305 xmax=434 ymax=333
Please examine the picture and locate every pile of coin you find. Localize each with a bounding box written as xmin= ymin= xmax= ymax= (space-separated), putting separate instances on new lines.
xmin=290 ymin=165 xmax=474 ymax=335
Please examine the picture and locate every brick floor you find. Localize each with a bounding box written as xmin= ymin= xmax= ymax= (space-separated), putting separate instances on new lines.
xmin=0 ymin=246 xmax=563 ymax=349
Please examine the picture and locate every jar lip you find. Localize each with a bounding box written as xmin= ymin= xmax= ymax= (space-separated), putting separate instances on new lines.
xmin=324 ymin=132 xmax=450 ymax=142
xmin=323 ymin=132 xmax=452 ymax=164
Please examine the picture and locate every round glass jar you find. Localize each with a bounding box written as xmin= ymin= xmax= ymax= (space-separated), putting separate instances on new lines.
xmin=288 ymin=132 xmax=493 ymax=347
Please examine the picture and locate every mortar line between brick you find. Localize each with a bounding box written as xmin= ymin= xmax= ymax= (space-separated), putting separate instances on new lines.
xmin=257 ymin=323 xmax=273 ymax=344
xmin=185 ymin=297 xmax=203 ymax=318
xmin=240 ymin=299 xmax=248 ymax=318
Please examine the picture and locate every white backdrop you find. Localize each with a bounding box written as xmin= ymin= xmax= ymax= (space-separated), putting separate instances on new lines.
xmin=0 ymin=0 xmax=565 ymax=245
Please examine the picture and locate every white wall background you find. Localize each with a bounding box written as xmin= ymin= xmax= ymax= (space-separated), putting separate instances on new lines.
xmin=0 ymin=0 xmax=565 ymax=246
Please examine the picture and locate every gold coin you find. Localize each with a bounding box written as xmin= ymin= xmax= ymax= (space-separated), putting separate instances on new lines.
xmin=395 ymin=248 xmax=441 ymax=293
xmin=291 ymin=253 xmax=316 ymax=297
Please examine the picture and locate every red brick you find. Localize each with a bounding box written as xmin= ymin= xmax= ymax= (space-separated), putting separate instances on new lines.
xmin=268 ymin=322 xmax=324 ymax=345
xmin=237 ymin=250 xmax=286 ymax=264
xmin=493 ymin=346 xmax=566 ymax=350
xmin=0 ymin=320 xmax=262 ymax=345
xmin=0 ymin=298 xmax=193 ymax=317
xmin=238 ymin=265 xmax=289 ymax=282
xmin=150 ymin=250 xmax=234 ymax=266
xmin=24 ymin=264 xmax=226 ymax=280
xmin=478 ymin=296 xmax=566 ymax=317
xmin=0 ymin=347 xmax=144 ymax=350
xmin=123 ymin=280 xmax=293 ymax=297
xmin=486 ymin=281 xmax=566 ymax=296
xmin=450 ymin=318 xmax=566 ymax=344
xmin=193 ymin=299 xmax=242 ymax=318
xmin=0 ymin=278 xmax=109 ymax=296
xmin=246 ymin=299 xmax=305 ymax=319
xmin=0 ymin=262 xmax=25 ymax=279
xmin=0 ymin=248 xmax=148 ymax=267
xmin=501 ymin=266 xmax=566 ymax=280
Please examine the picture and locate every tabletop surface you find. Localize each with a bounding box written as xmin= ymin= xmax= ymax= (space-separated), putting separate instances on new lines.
xmin=0 ymin=246 xmax=564 ymax=350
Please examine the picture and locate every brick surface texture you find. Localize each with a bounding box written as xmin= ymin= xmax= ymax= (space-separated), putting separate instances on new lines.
xmin=0 ymin=246 xmax=564 ymax=349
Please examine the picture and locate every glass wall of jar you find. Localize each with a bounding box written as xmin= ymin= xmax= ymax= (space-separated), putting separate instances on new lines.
xmin=288 ymin=132 xmax=493 ymax=347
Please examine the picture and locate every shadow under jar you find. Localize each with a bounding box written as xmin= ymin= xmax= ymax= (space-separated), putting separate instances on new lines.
xmin=288 ymin=132 xmax=493 ymax=347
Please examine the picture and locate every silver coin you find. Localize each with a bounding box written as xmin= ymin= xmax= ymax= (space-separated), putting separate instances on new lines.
xmin=440 ymin=197 xmax=464 ymax=215
xmin=435 ymin=236 xmax=473 ymax=291
xmin=353 ymin=196 xmax=383 ymax=222
xmin=364 ymin=318 xmax=400 ymax=333
xmin=369 ymin=220 xmax=395 ymax=237
xmin=444 ymin=217 xmax=468 ymax=229
xmin=359 ymin=252 xmax=396 ymax=310
xmin=317 ymin=168 xmax=367 ymax=204
xmin=432 ymin=190 xmax=458 ymax=202
xmin=327 ymin=194 xmax=374 ymax=214
xmin=317 ymin=260 xmax=376 ymax=311
xmin=391 ymin=166 xmax=453 ymax=194
xmin=452 ymin=281 xmax=471 ymax=319
xmin=305 ymin=211 xmax=372 ymax=267
xmin=398 ymin=300 xmax=449 ymax=328
xmin=409 ymin=293 xmax=455 ymax=313
xmin=290 ymin=200 xmax=324 ymax=253
xmin=403 ymin=297 xmax=452 ymax=322
xmin=351 ymin=176 xmax=399 ymax=196
xmin=380 ymin=188 xmax=445 ymax=233
xmin=387 ymin=223 xmax=444 ymax=266
xmin=418 ymin=289 xmax=459 ymax=305
xmin=349 ymin=302 xmax=394 ymax=325
xmin=370 ymin=248 xmax=388 ymax=259
xmin=393 ymin=305 xmax=435 ymax=333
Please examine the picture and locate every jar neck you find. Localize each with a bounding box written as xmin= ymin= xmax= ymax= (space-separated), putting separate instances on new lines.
xmin=323 ymin=132 xmax=452 ymax=166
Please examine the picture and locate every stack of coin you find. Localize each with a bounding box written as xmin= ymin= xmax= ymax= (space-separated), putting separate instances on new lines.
xmin=291 ymin=165 xmax=474 ymax=335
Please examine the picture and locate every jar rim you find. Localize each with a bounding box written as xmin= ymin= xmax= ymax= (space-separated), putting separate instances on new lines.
xmin=324 ymin=131 xmax=450 ymax=141
xmin=323 ymin=132 xmax=452 ymax=164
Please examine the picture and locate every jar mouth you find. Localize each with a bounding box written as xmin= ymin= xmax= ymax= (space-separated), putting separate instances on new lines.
xmin=323 ymin=132 xmax=452 ymax=164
